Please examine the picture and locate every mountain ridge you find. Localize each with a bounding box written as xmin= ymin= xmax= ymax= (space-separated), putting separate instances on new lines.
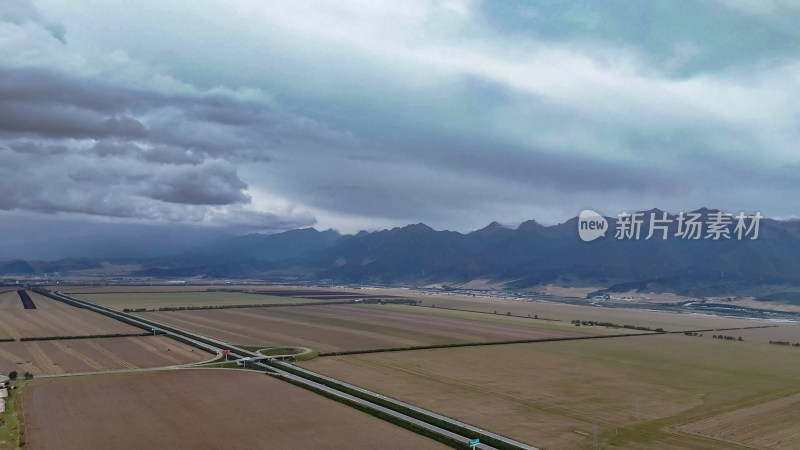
xmin=4 ymin=209 xmax=799 ymax=297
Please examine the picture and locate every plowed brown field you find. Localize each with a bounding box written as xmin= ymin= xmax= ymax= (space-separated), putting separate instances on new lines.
xmin=139 ymin=304 xmax=598 ymax=352
xmin=21 ymin=369 xmax=449 ymax=450
xmin=0 ymin=291 xmax=139 ymax=340
xmin=0 ymin=336 xmax=208 ymax=375
xmin=680 ymin=392 xmax=800 ymax=449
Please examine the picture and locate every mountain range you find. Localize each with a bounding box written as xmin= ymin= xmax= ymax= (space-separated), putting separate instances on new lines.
xmin=4 ymin=208 xmax=800 ymax=298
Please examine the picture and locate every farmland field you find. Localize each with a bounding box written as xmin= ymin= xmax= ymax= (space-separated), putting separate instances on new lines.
xmin=680 ymin=392 xmax=800 ymax=449
xmin=21 ymin=369 xmax=449 ymax=450
xmin=706 ymin=322 xmax=800 ymax=344
xmin=56 ymin=285 xmax=365 ymax=294
xmin=302 ymin=333 xmax=800 ymax=449
xmin=399 ymin=291 xmax=780 ymax=332
xmin=0 ymin=336 xmax=209 ymax=375
xmin=0 ymin=291 xmax=141 ymax=340
xmin=58 ymin=284 xmax=393 ymax=299
xmin=75 ymin=291 xmax=329 ymax=310
xmin=69 ymin=285 xmax=784 ymax=333
xmin=138 ymin=304 xmax=615 ymax=353
xmin=56 ymin=285 xmax=236 ymax=293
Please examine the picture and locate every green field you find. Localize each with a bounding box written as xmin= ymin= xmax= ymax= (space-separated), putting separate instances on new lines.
xmin=77 ymin=292 xmax=327 ymax=310
xmin=0 ymin=381 xmax=24 ymax=449
xmin=258 ymin=347 xmax=305 ymax=356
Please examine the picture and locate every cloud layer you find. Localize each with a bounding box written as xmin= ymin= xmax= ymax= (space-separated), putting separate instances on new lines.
xmin=1 ymin=0 xmax=799 ymax=244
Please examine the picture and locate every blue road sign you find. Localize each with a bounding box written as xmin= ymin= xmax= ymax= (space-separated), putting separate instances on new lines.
xmin=469 ymin=439 xmax=480 ymax=446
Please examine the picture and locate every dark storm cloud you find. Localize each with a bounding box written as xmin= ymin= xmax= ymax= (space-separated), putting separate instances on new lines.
xmin=141 ymin=145 xmax=205 ymax=165
xmin=0 ymin=67 xmax=129 ymax=114
xmin=92 ymin=140 xmax=140 ymax=158
xmin=7 ymin=140 xmax=69 ymax=156
xmin=0 ymin=100 xmax=146 ymax=139
xmin=1 ymin=0 xmax=800 ymax=242
xmin=144 ymin=163 xmax=250 ymax=206
xmin=0 ymin=62 xmax=343 ymax=226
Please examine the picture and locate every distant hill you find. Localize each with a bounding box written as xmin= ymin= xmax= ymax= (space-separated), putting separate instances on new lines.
xmin=130 ymin=228 xmax=345 ymax=276
xmin=293 ymin=209 xmax=800 ymax=295
xmin=0 ymin=258 xmax=101 ymax=276
xmin=158 ymin=227 xmax=344 ymax=264
xmin=4 ymin=209 xmax=800 ymax=297
xmin=0 ymin=260 xmax=35 ymax=275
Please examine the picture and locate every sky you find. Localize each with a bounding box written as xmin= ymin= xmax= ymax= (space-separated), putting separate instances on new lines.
xmin=1 ymin=1 xmax=800 ymax=258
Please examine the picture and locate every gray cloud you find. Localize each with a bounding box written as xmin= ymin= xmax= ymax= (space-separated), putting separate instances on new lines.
xmin=144 ymin=162 xmax=250 ymax=206
xmin=7 ymin=140 xmax=69 ymax=156
xmin=0 ymin=0 xmax=799 ymax=245
xmin=0 ymin=100 xmax=144 ymax=139
xmin=0 ymin=0 xmax=66 ymax=42
xmin=0 ymin=57 xmax=332 ymax=228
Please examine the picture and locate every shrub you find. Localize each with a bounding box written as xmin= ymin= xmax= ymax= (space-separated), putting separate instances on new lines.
xmin=8 ymin=370 xmax=17 ymax=380
xmin=23 ymin=372 xmax=33 ymax=380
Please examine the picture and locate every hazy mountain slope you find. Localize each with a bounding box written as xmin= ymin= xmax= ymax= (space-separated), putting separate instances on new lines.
xmin=4 ymin=210 xmax=800 ymax=297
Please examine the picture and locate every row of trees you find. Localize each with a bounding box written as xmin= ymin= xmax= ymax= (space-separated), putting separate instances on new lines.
xmin=713 ymin=334 xmax=742 ymax=341
xmin=6 ymin=371 xmax=33 ymax=380
xmin=571 ymin=319 xmax=664 ymax=332
xmin=428 ymin=305 xmax=543 ymax=320
xmin=769 ymin=341 xmax=800 ymax=346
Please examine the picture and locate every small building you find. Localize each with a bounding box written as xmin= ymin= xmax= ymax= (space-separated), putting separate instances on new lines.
xmin=0 ymin=398 xmax=5 ymax=413
xmin=0 ymin=373 xmax=9 ymax=389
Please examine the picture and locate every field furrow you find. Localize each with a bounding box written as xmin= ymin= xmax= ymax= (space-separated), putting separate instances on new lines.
xmin=24 ymin=342 xmax=64 ymax=375
xmin=680 ymin=392 xmax=800 ymax=449
xmin=125 ymin=337 xmax=183 ymax=365
xmin=85 ymin=341 xmax=138 ymax=369
xmin=50 ymin=341 xmax=106 ymax=371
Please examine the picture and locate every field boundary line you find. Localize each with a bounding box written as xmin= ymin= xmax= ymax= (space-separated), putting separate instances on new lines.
xmin=317 ymin=331 xmax=663 ymax=356
xmin=409 ymin=304 xmax=562 ymax=322
xmin=18 ymin=332 xmax=152 ymax=342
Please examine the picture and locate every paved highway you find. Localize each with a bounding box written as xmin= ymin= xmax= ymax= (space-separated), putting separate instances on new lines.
xmin=270 ymin=366 xmax=496 ymax=448
xmin=44 ymin=290 xmax=538 ymax=450
xmin=271 ymin=360 xmax=540 ymax=450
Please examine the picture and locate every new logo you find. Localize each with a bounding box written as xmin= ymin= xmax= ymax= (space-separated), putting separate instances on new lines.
xmin=578 ymin=210 xmax=608 ymax=242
